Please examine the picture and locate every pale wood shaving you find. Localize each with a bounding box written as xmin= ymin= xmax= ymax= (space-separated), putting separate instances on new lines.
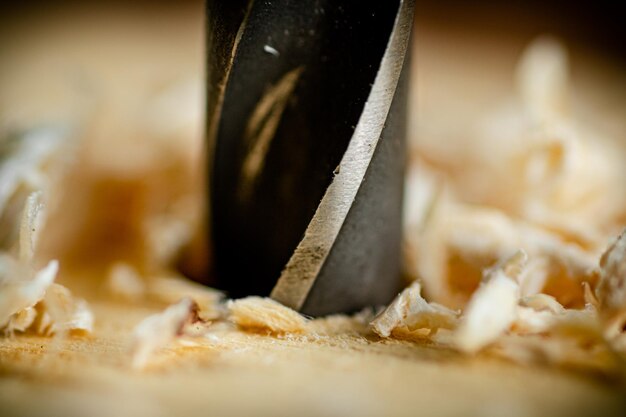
xmin=131 ymin=297 xmax=204 ymax=369
xmin=371 ymin=281 xmax=459 ymax=338
xmin=0 ymin=259 xmax=58 ymax=332
xmin=455 ymin=251 xmax=527 ymax=353
xmin=7 ymin=306 xmax=37 ymax=334
xmin=0 ymin=259 xmax=95 ymax=336
xmin=40 ymin=283 xmax=94 ymax=335
xmin=227 ymin=296 xmax=308 ymax=334
xmin=1 ymin=191 xmax=93 ymax=337
xmin=519 ymin=293 xmax=565 ymax=314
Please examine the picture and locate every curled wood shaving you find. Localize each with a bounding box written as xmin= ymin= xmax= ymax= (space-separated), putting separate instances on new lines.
xmin=455 ymin=251 xmax=527 ymax=353
xmin=0 ymin=259 xmax=58 ymax=333
xmin=131 ymin=297 xmax=204 ymax=369
xmin=371 ymin=281 xmax=459 ymax=338
xmin=7 ymin=307 xmax=37 ymax=334
xmin=513 ymin=307 xmax=554 ymax=334
xmin=0 ymin=259 xmax=94 ymax=336
xmin=40 ymin=283 xmax=94 ymax=335
xmin=227 ymin=296 xmax=308 ymax=334
xmin=0 ymin=191 xmax=94 ymax=336
xmin=519 ymin=293 xmax=565 ymax=314
xmin=391 ymin=36 xmax=626 ymax=374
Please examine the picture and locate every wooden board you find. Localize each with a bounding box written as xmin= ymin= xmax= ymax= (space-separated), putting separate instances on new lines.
xmin=1 ymin=294 xmax=625 ymax=417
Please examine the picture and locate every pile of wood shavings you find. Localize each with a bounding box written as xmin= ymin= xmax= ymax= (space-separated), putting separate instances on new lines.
xmin=373 ymin=238 xmax=626 ymax=375
xmin=390 ymin=36 xmax=626 ymax=375
xmin=130 ymin=231 xmax=625 ymax=374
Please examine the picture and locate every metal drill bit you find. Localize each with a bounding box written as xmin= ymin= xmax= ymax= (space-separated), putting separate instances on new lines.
xmin=206 ymin=0 xmax=415 ymax=316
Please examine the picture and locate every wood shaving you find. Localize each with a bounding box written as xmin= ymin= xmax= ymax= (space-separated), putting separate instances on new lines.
xmin=513 ymin=307 xmax=554 ymax=334
xmin=0 ymin=258 xmax=58 ymax=333
xmin=0 ymin=257 xmax=94 ymax=336
xmin=405 ymin=37 xmax=624 ymax=311
xmin=132 ymin=297 xmax=373 ymax=368
xmin=371 ymin=281 xmax=459 ymax=338
xmin=227 ymin=296 xmax=308 ymax=334
xmin=548 ymin=306 xmax=603 ymax=342
xmin=7 ymin=306 xmax=37 ymax=333
xmin=519 ymin=293 xmax=565 ymax=314
xmin=378 ymin=36 xmax=626 ymax=374
xmin=131 ymin=297 xmax=204 ymax=369
xmin=40 ymin=283 xmax=94 ymax=334
xmin=455 ymin=251 xmax=527 ymax=353
xmin=0 ymin=191 xmax=93 ymax=336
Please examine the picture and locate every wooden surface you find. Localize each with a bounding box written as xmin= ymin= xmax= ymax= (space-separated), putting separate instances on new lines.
xmin=1 ymin=293 xmax=625 ymax=417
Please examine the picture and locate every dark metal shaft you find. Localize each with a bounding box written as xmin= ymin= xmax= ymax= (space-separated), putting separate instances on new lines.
xmin=206 ymin=0 xmax=414 ymax=315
